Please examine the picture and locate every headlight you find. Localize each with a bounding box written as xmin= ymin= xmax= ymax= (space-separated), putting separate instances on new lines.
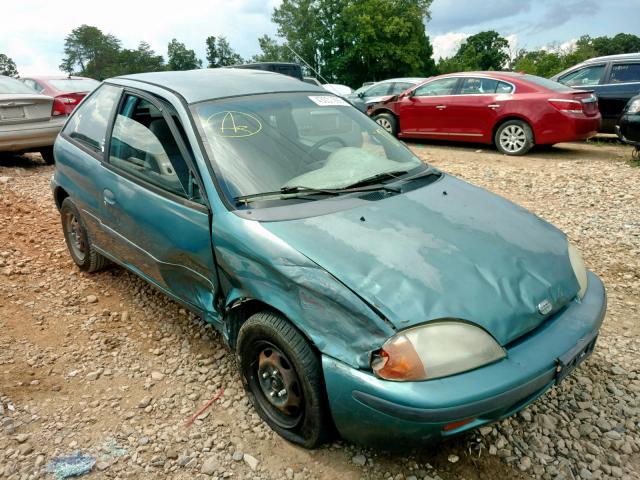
xmin=568 ymin=243 xmax=588 ymax=299
xmin=625 ymin=99 xmax=640 ymax=114
xmin=371 ymin=321 xmax=506 ymax=381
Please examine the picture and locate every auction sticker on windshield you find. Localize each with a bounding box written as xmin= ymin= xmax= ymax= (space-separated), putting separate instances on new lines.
xmin=308 ymin=96 xmax=350 ymax=107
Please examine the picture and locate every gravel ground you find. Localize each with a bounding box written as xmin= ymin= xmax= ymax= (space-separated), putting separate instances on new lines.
xmin=0 ymin=140 xmax=639 ymax=480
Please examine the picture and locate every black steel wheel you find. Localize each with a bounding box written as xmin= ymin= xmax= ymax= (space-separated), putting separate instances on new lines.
xmin=237 ymin=311 xmax=330 ymax=448
xmin=60 ymin=198 xmax=110 ymax=272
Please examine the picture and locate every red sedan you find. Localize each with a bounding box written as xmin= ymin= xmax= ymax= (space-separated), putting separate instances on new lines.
xmin=369 ymin=72 xmax=601 ymax=155
xmin=19 ymin=76 xmax=99 ymax=117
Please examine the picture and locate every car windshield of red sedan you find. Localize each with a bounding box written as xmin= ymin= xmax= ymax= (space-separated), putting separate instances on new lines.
xmin=48 ymin=78 xmax=100 ymax=92
xmin=0 ymin=76 xmax=37 ymax=94
xmin=193 ymin=92 xmax=423 ymax=200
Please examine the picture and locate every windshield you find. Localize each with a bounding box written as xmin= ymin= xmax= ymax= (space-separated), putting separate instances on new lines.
xmin=193 ymin=92 xmax=423 ymax=203
xmin=49 ymin=78 xmax=100 ymax=92
xmin=0 ymin=76 xmax=37 ymax=94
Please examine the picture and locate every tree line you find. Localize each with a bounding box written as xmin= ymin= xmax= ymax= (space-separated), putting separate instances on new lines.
xmin=0 ymin=0 xmax=638 ymax=86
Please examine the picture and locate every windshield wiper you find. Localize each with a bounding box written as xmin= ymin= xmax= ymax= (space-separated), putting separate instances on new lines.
xmin=342 ymin=170 xmax=408 ymax=190
xmin=234 ymin=186 xmax=341 ymax=206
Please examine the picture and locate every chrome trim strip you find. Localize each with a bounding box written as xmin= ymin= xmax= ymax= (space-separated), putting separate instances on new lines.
xmin=404 ymin=131 xmax=483 ymax=137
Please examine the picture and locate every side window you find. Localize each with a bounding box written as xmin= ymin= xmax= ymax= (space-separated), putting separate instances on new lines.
xmin=413 ymin=78 xmax=458 ymax=97
xmin=63 ymin=84 xmax=120 ymax=153
xmin=558 ymin=65 xmax=605 ymax=86
xmin=365 ymin=83 xmax=392 ymax=96
xmin=108 ymin=94 xmax=192 ymax=198
xmin=22 ymin=79 xmax=37 ymax=91
xmin=610 ymin=63 xmax=640 ymax=84
xmin=496 ymin=81 xmax=514 ymax=93
xmin=459 ymin=78 xmax=514 ymax=94
xmin=33 ymin=81 xmax=45 ymax=93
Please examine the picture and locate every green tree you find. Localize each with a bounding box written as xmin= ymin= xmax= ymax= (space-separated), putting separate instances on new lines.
xmin=205 ymin=36 xmax=243 ymax=68
xmin=512 ymin=49 xmax=566 ymax=77
xmin=167 ymin=39 xmax=202 ymax=71
xmin=107 ymin=42 xmax=165 ymax=77
xmin=251 ymin=35 xmax=295 ymax=63
xmin=269 ymin=0 xmax=435 ymax=85
xmin=273 ymin=0 xmax=321 ymax=74
xmin=60 ymin=25 xmax=121 ymax=79
xmin=0 ymin=54 xmax=18 ymax=77
xmin=439 ymin=30 xmax=509 ymax=73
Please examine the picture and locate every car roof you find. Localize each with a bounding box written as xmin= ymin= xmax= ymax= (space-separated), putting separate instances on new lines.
xmin=581 ymin=53 xmax=640 ymax=64
xmin=375 ymin=77 xmax=427 ymax=84
xmin=21 ymin=75 xmax=93 ymax=80
xmin=113 ymin=68 xmax=323 ymax=104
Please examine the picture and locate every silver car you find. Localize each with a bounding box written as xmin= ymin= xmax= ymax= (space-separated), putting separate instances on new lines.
xmin=347 ymin=77 xmax=427 ymax=112
xmin=0 ymin=75 xmax=66 ymax=164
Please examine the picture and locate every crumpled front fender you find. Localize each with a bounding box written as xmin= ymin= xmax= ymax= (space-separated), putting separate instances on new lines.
xmin=213 ymin=215 xmax=395 ymax=368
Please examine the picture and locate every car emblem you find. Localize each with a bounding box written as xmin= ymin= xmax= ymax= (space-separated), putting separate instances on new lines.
xmin=538 ymin=299 xmax=553 ymax=315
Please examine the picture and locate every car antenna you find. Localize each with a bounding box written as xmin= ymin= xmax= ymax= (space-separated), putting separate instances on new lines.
xmin=284 ymin=44 xmax=331 ymax=85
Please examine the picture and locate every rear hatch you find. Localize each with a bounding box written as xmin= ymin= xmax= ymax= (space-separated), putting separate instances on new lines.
xmin=0 ymin=94 xmax=53 ymax=125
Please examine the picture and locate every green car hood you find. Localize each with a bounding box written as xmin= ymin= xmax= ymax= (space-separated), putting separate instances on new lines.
xmin=262 ymin=174 xmax=580 ymax=346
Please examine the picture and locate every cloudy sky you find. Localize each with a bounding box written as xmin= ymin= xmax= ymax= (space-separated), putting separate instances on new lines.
xmin=2 ymin=0 xmax=639 ymax=76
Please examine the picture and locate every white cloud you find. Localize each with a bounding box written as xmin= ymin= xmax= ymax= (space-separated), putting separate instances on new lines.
xmin=1 ymin=0 xmax=282 ymax=76
xmin=432 ymin=32 xmax=470 ymax=60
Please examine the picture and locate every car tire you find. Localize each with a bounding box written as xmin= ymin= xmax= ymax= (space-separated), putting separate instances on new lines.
xmin=40 ymin=147 xmax=55 ymax=165
xmin=373 ymin=113 xmax=398 ymax=136
xmin=495 ymin=120 xmax=534 ymax=156
xmin=237 ymin=311 xmax=330 ymax=448
xmin=60 ymin=198 xmax=110 ymax=273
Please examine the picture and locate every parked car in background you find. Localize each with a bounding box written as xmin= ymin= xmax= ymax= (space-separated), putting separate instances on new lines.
xmin=616 ymin=94 xmax=640 ymax=149
xmin=52 ymin=68 xmax=605 ymax=448
xmin=0 ymin=75 xmax=66 ymax=164
xmin=20 ymin=76 xmax=99 ymax=116
xmin=322 ymin=83 xmax=353 ymax=96
xmin=552 ymin=53 xmax=640 ymax=132
xmin=370 ymin=72 xmax=601 ymax=156
xmin=230 ymin=62 xmax=303 ymax=81
xmin=347 ymin=77 xmax=427 ymax=112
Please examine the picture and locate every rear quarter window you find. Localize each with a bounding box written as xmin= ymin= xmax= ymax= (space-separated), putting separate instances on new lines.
xmin=63 ymin=84 xmax=120 ymax=153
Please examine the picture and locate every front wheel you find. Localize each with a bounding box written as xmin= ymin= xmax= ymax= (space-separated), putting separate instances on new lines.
xmin=237 ymin=312 xmax=330 ymax=448
xmin=495 ymin=120 xmax=534 ymax=156
xmin=373 ymin=113 xmax=398 ymax=136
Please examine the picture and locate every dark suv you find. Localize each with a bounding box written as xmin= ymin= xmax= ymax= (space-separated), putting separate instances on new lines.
xmin=552 ymin=53 xmax=640 ymax=132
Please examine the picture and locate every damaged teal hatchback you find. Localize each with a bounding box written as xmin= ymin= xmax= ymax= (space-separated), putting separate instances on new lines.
xmin=52 ymin=69 xmax=606 ymax=448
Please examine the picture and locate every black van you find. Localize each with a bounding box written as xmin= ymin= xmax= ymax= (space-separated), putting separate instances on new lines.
xmin=552 ymin=53 xmax=640 ymax=132
xmin=230 ymin=62 xmax=303 ymax=81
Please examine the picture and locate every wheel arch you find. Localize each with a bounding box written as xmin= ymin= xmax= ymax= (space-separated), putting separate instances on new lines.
xmin=53 ymin=186 xmax=70 ymax=210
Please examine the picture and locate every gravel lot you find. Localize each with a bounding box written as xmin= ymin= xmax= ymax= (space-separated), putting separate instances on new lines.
xmin=1 ymin=140 xmax=639 ymax=480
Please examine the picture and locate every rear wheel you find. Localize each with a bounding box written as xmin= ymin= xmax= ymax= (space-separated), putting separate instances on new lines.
xmin=495 ymin=120 xmax=534 ymax=156
xmin=40 ymin=147 xmax=55 ymax=165
xmin=373 ymin=113 xmax=398 ymax=136
xmin=237 ymin=311 xmax=329 ymax=448
xmin=61 ymin=198 xmax=110 ymax=272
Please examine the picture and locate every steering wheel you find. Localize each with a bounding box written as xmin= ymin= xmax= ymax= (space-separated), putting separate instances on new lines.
xmin=307 ymin=136 xmax=348 ymax=158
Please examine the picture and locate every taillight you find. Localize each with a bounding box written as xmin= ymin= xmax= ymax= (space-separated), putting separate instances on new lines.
xmin=548 ymin=98 xmax=584 ymax=114
xmin=52 ymin=97 xmax=67 ymax=116
xmin=52 ymin=95 xmax=81 ymax=116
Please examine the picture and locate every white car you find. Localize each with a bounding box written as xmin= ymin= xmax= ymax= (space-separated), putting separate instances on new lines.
xmin=322 ymin=84 xmax=353 ymax=97
xmin=0 ymin=75 xmax=66 ymax=164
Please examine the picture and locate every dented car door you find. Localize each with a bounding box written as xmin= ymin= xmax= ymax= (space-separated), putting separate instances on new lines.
xmin=99 ymin=90 xmax=219 ymax=320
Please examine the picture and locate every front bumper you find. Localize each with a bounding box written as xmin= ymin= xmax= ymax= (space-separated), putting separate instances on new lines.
xmin=322 ymin=271 xmax=606 ymax=447
xmin=616 ymin=114 xmax=640 ymax=145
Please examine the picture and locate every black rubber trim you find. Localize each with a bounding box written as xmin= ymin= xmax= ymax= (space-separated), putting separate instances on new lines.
xmin=352 ymin=367 xmax=556 ymax=423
